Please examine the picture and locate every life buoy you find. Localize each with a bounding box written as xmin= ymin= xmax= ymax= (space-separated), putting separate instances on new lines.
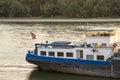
xmin=113 ymin=43 xmax=117 ymax=47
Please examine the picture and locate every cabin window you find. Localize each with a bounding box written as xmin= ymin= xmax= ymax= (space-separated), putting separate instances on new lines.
xmin=80 ymin=50 xmax=83 ymax=58
xmin=101 ymin=43 xmax=107 ymax=47
xmin=77 ymin=50 xmax=83 ymax=59
xmin=57 ymin=52 xmax=64 ymax=57
xmin=86 ymin=31 xmax=111 ymax=37
xmin=97 ymin=55 xmax=104 ymax=60
xmin=49 ymin=52 xmax=55 ymax=56
xmin=86 ymin=55 xmax=94 ymax=60
xmin=93 ymin=43 xmax=99 ymax=47
xmin=40 ymin=51 xmax=46 ymax=56
xmin=66 ymin=52 xmax=73 ymax=57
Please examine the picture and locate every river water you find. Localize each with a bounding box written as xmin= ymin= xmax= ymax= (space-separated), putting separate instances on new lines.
xmin=0 ymin=23 xmax=120 ymax=80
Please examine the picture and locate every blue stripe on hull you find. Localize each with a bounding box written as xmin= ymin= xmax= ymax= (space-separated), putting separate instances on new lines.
xmin=26 ymin=53 xmax=111 ymax=65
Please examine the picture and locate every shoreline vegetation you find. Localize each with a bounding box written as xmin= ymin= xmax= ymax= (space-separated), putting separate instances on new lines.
xmin=0 ymin=0 xmax=120 ymax=18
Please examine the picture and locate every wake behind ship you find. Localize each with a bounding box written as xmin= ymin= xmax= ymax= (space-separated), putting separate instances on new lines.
xmin=26 ymin=28 xmax=120 ymax=78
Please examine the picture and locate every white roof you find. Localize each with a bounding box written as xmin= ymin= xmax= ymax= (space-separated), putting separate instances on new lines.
xmin=80 ymin=28 xmax=120 ymax=31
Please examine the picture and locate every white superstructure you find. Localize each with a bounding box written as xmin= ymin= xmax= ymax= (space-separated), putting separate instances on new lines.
xmin=85 ymin=28 xmax=120 ymax=44
xmin=36 ymin=28 xmax=120 ymax=61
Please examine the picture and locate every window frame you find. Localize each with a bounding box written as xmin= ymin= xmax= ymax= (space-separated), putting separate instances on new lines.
xmin=86 ymin=55 xmax=94 ymax=60
xmin=57 ymin=52 xmax=64 ymax=57
xmin=40 ymin=51 xmax=46 ymax=56
xmin=66 ymin=52 xmax=73 ymax=57
xmin=49 ymin=51 xmax=55 ymax=57
xmin=97 ymin=55 xmax=104 ymax=60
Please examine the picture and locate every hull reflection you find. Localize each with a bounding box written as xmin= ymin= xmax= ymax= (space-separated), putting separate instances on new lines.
xmin=28 ymin=69 xmax=115 ymax=80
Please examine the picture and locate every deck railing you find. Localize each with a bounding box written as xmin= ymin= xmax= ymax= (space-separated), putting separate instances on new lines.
xmin=35 ymin=43 xmax=78 ymax=49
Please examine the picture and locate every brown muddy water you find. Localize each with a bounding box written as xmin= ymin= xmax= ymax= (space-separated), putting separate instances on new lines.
xmin=0 ymin=23 xmax=120 ymax=80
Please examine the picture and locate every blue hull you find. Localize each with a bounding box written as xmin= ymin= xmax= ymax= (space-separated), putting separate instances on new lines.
xmin=26 ymin=53 xmax=111 ymax=65
xmin=26 ymin=53 xmax=120 ymax=78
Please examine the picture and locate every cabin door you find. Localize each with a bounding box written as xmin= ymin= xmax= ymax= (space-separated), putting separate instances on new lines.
xmin=77 ymin=50 xmax=83 ymax=59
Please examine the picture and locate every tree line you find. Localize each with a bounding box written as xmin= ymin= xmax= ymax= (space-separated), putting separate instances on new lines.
xmin=0 ymin=0 xmax=120 ymax=18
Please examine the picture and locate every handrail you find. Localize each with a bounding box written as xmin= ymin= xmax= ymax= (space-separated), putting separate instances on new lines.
xmin=35 ymin=43 xmax=78 ymax=48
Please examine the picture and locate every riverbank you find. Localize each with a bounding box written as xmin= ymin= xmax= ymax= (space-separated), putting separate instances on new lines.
xmin=0 ymin=18 xmax=120 ymax=23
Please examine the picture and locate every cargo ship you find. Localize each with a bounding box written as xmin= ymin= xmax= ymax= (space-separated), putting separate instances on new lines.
xmin=26 ymin=28 xmax=120 ymax=78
